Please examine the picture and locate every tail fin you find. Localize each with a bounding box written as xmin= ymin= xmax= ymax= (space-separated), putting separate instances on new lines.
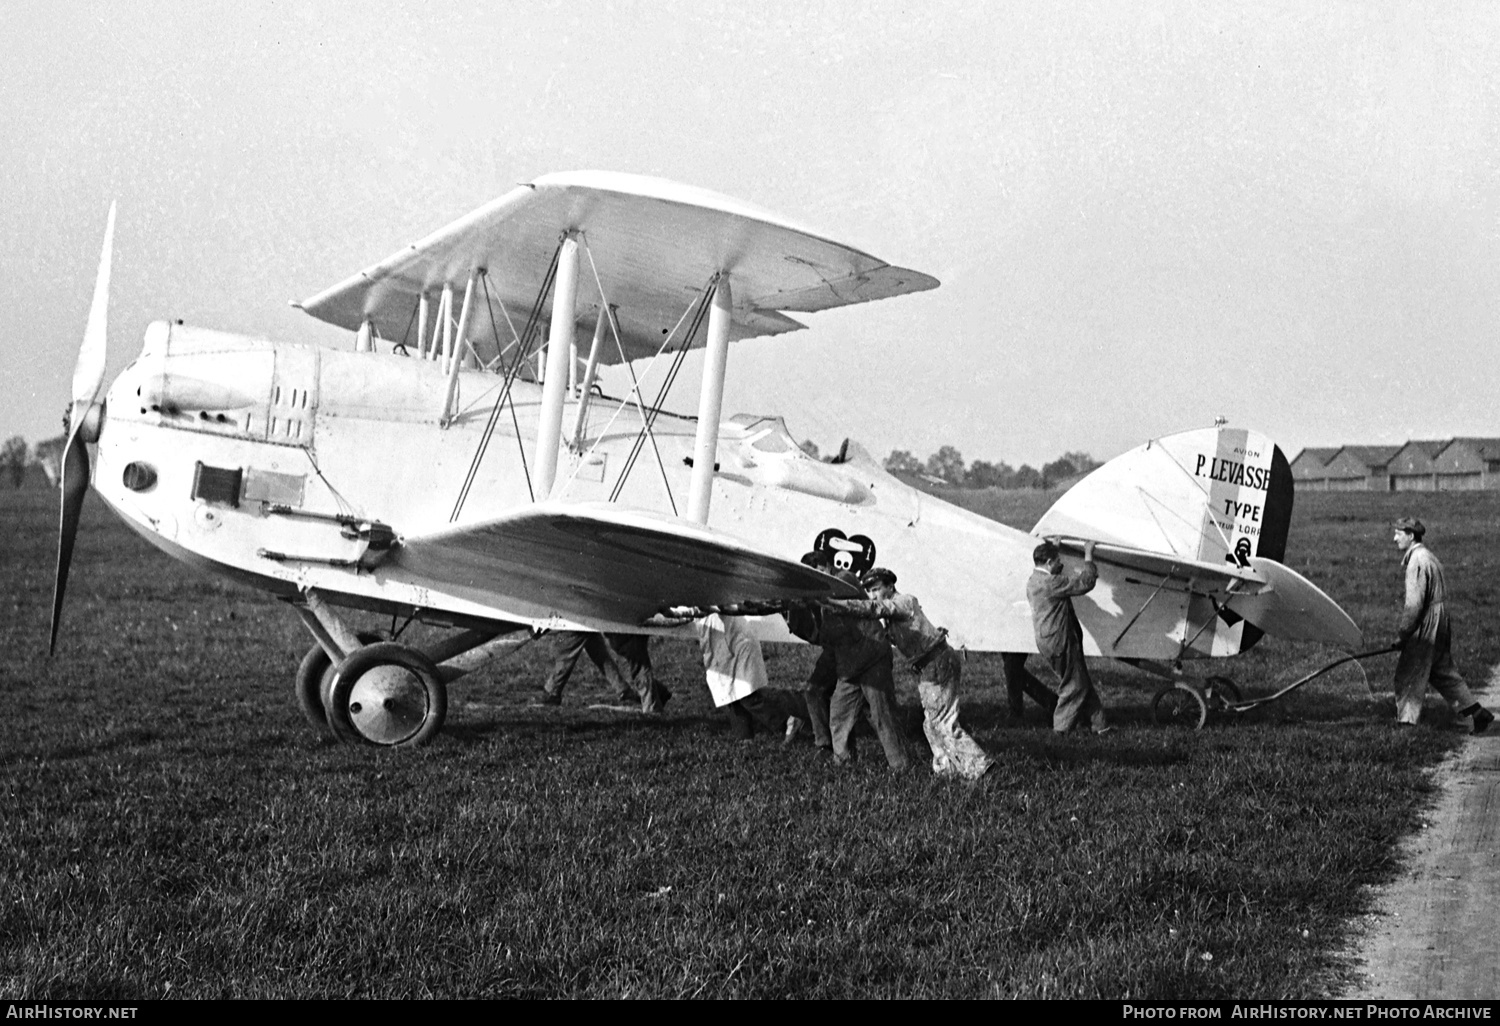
xmin=1037 ymin=426 xmax=1294 ymax=565
xmin=1035 ymin=425 xmax=1301 ymax=655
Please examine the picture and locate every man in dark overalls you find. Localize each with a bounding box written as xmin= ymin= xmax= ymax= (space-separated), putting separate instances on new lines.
xmin=1026 ymin=539 xmax=1110 ymax=734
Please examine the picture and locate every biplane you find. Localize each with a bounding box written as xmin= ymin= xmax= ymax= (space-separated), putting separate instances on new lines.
xmin=51 ymin=171 xmax=1361 ymax=746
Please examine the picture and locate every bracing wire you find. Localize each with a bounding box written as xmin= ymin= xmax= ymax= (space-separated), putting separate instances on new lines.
xmin=394 ymin=301 xmax=419 ymax=356
xmin=451 ymin=261 xmax=555 ymax=518
xmin=611 ymin=320 xmax=705 ymax=501
xmin=608 ymin=274 xmax=718 ymax=507
xmin=481 ymin=272 xmax=536 ymax=499
xmin=486 ymin=287 xmax=525 ymax=370
xmin=567 ymin=239 xmax=694 ymax=508
xmin=449 ymin=242 xmax=562 ymax=521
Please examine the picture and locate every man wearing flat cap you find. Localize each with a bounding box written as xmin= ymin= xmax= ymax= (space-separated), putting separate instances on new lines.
xmin=1027 ymin=539 xmax=1111 ymax=734
xmin=825 ymin=567 xmax=993 ymax=779
xmin=1390 ymin=517 xmax=1493 ymax=733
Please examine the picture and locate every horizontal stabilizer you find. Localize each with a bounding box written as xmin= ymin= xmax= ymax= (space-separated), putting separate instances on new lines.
xmin=1227 ymin=557 xmax=1363 ymax=650
xmin=1048 ymin=538 xmax=1361 ymax=657
xmin=1050 ymin=537 xmax=1265 ymax=588
xmin=391 ymin=503 xmax=862 ymax=627
xmin=1035 ymin=424 xmax=1360 ymax=657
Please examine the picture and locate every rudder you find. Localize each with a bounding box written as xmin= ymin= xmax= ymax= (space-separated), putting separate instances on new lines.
xmin=1035 ymin=424 xmax=1298 ymax=656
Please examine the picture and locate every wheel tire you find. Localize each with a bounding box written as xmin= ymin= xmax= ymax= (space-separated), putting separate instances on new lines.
xmin=293 ymin=632 xmax=385 ymax=739
xmin=327 ymin=642 xmax=447 ymax=747
xmin=1152 ymin=682 xmax=1209 ymax=730
xmin=295 ymin=644 xmax=337 ymax=738
xmin=1203 ymin=675 xmax=1242 ymax=704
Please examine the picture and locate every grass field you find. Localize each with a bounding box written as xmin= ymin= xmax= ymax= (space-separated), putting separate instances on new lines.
xmin=2 ymin=484 xmax=1495 ymax=998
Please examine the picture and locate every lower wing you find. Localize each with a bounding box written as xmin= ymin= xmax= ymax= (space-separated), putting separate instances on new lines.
xmin=390 ymin=503 xmax=861 ymax=628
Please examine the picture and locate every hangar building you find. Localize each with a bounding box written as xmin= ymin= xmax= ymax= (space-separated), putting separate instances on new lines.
xmin=1292 ymin=438 xmax=1500 ymax=491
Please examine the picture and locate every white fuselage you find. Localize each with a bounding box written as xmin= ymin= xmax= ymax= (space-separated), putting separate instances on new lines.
xmin=94 ymin=321 xmax=1053 ymax=650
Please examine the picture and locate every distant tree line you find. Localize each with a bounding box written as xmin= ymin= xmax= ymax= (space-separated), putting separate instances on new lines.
xmin=1 ymin=436 xmax=28 ymax=488
xmin=796 ymin=436 xmax=1099 ymax=489
xmin=1 ymin=435 xmax=66 ymax=488
xmin=882 ymin=445 xmax=1100 ymax=490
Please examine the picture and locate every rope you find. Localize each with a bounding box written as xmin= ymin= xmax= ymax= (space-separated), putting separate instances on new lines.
xmin=302 ymin=446 xmax=356 ymax=517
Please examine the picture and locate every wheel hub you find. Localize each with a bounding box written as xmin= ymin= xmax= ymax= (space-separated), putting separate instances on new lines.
xmin=346 ymin=664 xmax=430 ymax=745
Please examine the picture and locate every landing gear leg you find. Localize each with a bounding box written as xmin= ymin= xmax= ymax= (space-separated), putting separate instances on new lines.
xmin=327 ymin=642 xmax=447 ymax=747
xmin=294 ymin=630 xmax=385 ymax=739
xmin=289 ymin=592 xmax=447 ymax=746
xmin=288 ymin=590 xmax=523 ymax=746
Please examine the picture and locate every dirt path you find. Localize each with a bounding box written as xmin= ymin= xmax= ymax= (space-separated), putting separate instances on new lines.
xmin=1343 ymin=683 xmax=1500 ymax=1000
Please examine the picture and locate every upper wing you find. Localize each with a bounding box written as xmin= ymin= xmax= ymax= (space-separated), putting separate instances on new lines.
xmin=297 ymin=171 xmax=938 ymax=366
xmin=389 ymin=502 xmax=863 ymax=628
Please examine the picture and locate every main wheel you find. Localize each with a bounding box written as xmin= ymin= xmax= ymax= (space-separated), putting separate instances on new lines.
xmin=295 ymin=644 xmax=338 ymax=737
xmin=1152 ymin=682 xmax=1209 ymax=730
xmin=293 ymin=632 xmax=386 ymax=739
xmin=327 ymin=642 xmax=447 ymax=747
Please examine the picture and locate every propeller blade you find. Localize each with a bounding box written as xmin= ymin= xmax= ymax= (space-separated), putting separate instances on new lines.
xmin=70 ymin=200 xmax=116 ymax=424
xmin=51 ymin=200 xmax=116 ymax=656
xmin=49 ymin=432 xmax=91 ymax=655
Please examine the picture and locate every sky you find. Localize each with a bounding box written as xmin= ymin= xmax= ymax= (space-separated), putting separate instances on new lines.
xmin=4 ymin=0 xmax=1498 ymax=468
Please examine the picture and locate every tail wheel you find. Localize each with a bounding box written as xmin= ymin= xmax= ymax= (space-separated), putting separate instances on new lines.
xmin=1203 ymin=675 xmax=1242 ymax=704
xmin=1152 ymin=682 xmax=1209 ymax=730
xmin=327 ymin=642 xmax=447 ymax=747
xmin=293 ymin=632 xmax=386 ymax=739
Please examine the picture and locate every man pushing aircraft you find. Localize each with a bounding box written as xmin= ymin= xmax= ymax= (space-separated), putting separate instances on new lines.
xmin=824 ymin=567 xmax=992 ymax=779
xmin=1027 ymin=539 xmax=1112 ymax=735
xmin=1389 ymin=517 xmax=1493 ymax=733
